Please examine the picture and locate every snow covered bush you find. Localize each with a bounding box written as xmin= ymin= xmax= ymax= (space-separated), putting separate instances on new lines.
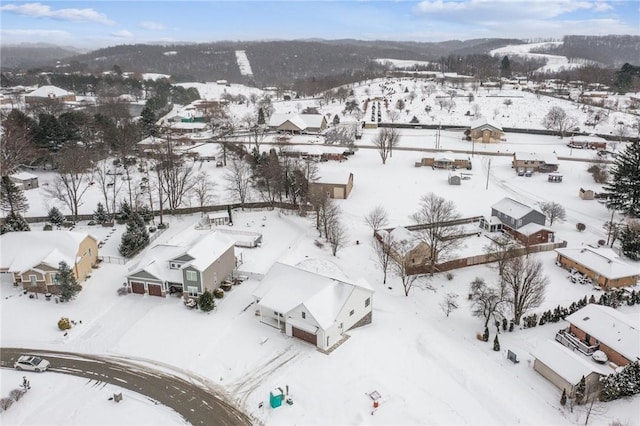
xmin=58 ymin=317 xmax=71 ymax=330
xmin=599 ymin=361 xmax=640 ymax=402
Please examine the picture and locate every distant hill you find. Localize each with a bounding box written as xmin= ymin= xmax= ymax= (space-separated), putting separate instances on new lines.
xmin=0 ymin=38 xmax=522 ymax=86
xmin=532 ymin=35 xmax=640 ymax=67
xmin=0 ymin=43 xmax=82 ymax=69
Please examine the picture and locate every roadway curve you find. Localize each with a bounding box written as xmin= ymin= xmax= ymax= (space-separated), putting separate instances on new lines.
xmin=0 ymin=348 xmax=253 ymax=426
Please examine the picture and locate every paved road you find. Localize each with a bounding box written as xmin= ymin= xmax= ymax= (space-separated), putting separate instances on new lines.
xmin=1 ymin=348 xmax=253 ymax=426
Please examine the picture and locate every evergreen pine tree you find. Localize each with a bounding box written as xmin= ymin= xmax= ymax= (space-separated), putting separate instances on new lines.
xmin=603 ymin=142 xmax=640 ymax=217
xmin=500 ymin=56 xmax=512 ymax=78
xmin=560 ymin=389 xmax=567 ymax=406
xmin=620 ymin=223 xmax=640 ymax=260
xmin=118 ymin=200 xmax=132 ymax=222
xmin=118 ymin=214 xmax=149 ymax=257
xmin=574 ymin=376 xmax=586 ymax=404
xmin=198 ymin=289 xmax=216 ymax=312
xmin=509 ymin=321 xmax=514 ymax=332
xmin=333 ymin=114 xmax=340 ymax=125
xmin=93 ymin=202 xmax=108 ymax=223
xmin=493 ymin=335 xmax=500 ymax=351
xmin=140 ymin=106 xmax=159 ymax=137
xmin=0 ymin=211 xmax=31 ymax=234
xmin=47 ymin=207 xmax=66 ymax=225
xmin=57 ymin=261 xmax=81 ymax=301
xmin=0 ymin=176 xmax=29 ymax=214
xmin=257 ymin=108 xmax=265 ymax=125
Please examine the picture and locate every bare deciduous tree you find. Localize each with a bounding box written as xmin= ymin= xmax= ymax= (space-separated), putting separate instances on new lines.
xmin=0 ymin=110 xmax=39 ymax=176
xmin=411 ymin=193 xmax=463 ymax=275
xmin=469 ymin=277 xmax=507 ymax=328
xmin=542 ymin=106 xmax=578 ymax=138
xmin=483 ymin=233 xmax=519 ymax=277
xmin=191 ymin=171 xmax=216 ymax=215
xmin=372 ymin=127 xmax=400 ymax=165
xmin=538 ymin=201 xmax=566 ymax=225
xmin=439 ymin=292 xmax=459 ymax=317
xmin=391 ymin=242 xmax=420 ymax=296
xmin=373 ymin=231 xmax=395 ymax=285
xmin=502 ymin=256 xmax=548 ymax=325
xmin=93 ymin=158 xmax=123 ymax=217
xmin=364 ymin=205 xmax=389 ymax=232
xmin=47 ymin=146 xmax=94 ymax=221
xmin=225 ymin=155 xmax=252 ymax=208
xmin=327 ymin=218 xmax=348 ymax=256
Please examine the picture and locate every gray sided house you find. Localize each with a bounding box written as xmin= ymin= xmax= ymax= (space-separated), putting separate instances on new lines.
xmin=127 ymin=232 xmax=235 ymax=297
xmin=489 ymin=197 xmax=546 ymax=230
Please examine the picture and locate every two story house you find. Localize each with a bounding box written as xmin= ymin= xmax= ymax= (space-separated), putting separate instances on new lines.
xmin=127 ymin=232 xmax=235 ymax=297
xmin=480 ymin=197 xmax=554 ymax=245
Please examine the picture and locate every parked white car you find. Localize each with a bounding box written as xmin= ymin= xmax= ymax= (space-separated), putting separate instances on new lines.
xmin=14 ymin=355 xmax=50 ymax=372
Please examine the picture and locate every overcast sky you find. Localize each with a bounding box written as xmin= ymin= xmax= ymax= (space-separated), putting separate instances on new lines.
xmin=1 ymin=1 xmax=638 ymax=49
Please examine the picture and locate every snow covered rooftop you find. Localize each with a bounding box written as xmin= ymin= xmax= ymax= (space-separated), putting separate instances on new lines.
xmin=315 ymin=170 xmax=352 ymax=185
xmin=185 ymin=232 xmax=234 ymax=271
xmin=10 ymin=171 xmax=38 ymax=180
xmin=0 ymin=231 xmax=93 ymax=273
xmin=137 ymin=136 xmax=167 ymax=146
xmin=565 ymin=304 xmax=640 ymax=363
xmin=268 ymin=114 xmax=326 ymax=130
xmin=491 ymin=197 xmax=539 ymax=220
xmin=470 ymin=117 xmax=502 ymax=131
xmin=128 ymin=244 xmax=185 ymax=283
xmin=26 ymin=85 xmax=73 ymax=98
xmin=533 ymin=340 xmax=603 ymax=384
xmin=253 ymin=262 xmax=373 ymax=330
xmin=555 ymin=247 xmax=639 ymax=280
xmin=570 ymin=135 xmax=608 ymax=143
xmin=516 ymin=222 xmax=548 ymax=236
xmin=513 ymin=152 xmax=559 ymax=165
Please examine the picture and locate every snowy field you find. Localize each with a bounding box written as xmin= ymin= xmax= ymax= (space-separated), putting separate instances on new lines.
xmin=3 ymin=139 xmax=639 ymax=425
xmin=490 ymin=42 xmax=584 ymax=73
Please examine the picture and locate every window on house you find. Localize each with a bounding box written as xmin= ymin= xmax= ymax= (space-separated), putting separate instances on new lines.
xmin=170 ymin=262 xmax=181 ymax=269
xmin=350 ymin=309 xmax=354 ymax=316
xmin=188 ymin=286 xmax=198 ymax=297
xmin=302 ymin=312 xmax=306 ymax=319
xmin=517 ymin=220 xmax=522 ymax=228
xmin=365 ymin=297 xmax=370 ymax=308
xmin=186 ymin=270 xmax=197 ymax=281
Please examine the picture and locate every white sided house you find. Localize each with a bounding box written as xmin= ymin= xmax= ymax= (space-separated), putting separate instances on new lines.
xmin=268 ymin=113 xmax=328 ymax=134
xmin=252 ymin=262 xmax=373 ymax=351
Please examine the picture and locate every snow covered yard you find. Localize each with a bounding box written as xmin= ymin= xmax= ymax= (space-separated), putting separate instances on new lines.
xmin=3 ymin=141 xmax=639 ymax=424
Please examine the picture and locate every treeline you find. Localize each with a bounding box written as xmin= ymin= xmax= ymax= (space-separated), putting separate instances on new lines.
xmin=531 ymin=35 xmax=640 ymax=67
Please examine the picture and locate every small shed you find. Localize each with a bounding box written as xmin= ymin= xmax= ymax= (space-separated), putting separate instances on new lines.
xmin=579 ymin=188 xmax=595 ymax=200
xmin=448 ymin=173 xmax=461 ymax=185
xmin=10 ymin=172 xmax=39 ymax=190
xmin=208 ymin=211 xmax=230 ymax=226
xmin=547 ymin=173 xmax=563 ymax=183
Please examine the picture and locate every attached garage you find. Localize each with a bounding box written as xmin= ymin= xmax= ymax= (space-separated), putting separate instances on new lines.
xmin=292 ymin=327 xmax=317 ymax=346
xmin=147 ymin=283 xmax=164 ymax=297
xmin=0 ymin=272 xmax=15 ymax=285
xmin=130 ymin=281 xmax=145 ymax=294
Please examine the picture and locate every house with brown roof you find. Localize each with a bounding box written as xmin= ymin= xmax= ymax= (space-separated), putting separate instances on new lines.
xmin=513 ymin=152 xmax=559 ymax=174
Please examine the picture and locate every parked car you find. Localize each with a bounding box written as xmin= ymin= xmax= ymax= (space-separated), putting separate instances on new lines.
xmin=343 ymin=150 xmax=355 ymax=156
xmin=14 ymin=355 xmax=50 ymax=372
xmin=517 ymin=168 xmax=525 ymax=176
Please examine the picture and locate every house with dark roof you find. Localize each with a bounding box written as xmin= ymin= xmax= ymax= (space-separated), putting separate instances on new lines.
xmin=513 ymin=152 xmax=559 ymax=174
xmin=252 ymin=262 xmax=373 ymax=351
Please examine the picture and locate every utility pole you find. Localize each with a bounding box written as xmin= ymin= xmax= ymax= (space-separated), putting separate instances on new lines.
xmin=485 ymin=158 xmax=491 ymax=190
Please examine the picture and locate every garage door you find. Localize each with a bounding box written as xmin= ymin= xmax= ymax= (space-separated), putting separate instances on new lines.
xmin=292 ymin=327 xmax=317 ymax=346
xmin=148 ymin=284 xmax=163 ymax=297
xmin=130 ymin=281 xmax=145 ymax=294
xmin=0 ymin=272 xmax=15 ymax=285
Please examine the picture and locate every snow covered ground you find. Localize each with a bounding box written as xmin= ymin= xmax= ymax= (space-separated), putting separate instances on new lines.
xmin=0 ymin=370 xmax=185 ymax=425
xmin=2 ymin=74 xmax=640 ymax=425
xmin=235 ymin=50 xmax=254 ymax=76
xmin=490 ymin=42 xmax=584 ymax=73
xmin=3 ymin=137 xmax=639 ymax=425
